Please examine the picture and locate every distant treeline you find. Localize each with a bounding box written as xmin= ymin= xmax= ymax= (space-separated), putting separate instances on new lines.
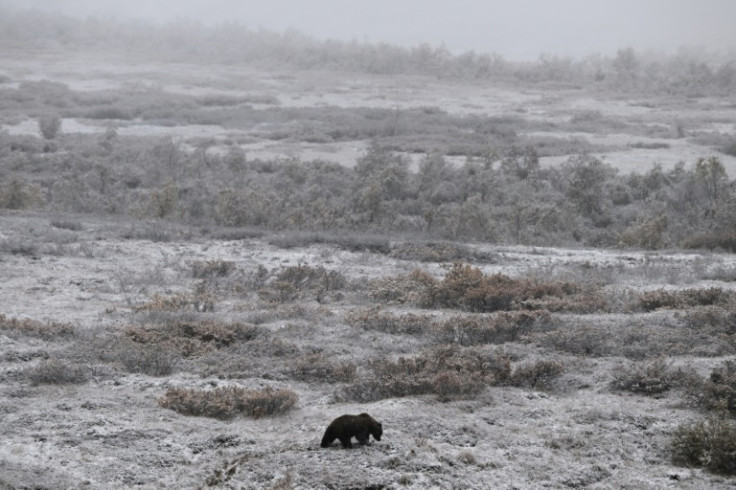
xmin=2 ymin=128 xmax=736 ymax=251
xmin=1 ymin=6 xmax=735 ymax=95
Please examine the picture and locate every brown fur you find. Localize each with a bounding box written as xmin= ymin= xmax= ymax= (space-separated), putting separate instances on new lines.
xmin=320 ymin=413 xmax=382 ymax=448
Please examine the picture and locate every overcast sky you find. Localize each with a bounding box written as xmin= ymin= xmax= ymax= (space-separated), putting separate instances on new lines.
xmin=5 ymin=0 xmax=736 ymax=60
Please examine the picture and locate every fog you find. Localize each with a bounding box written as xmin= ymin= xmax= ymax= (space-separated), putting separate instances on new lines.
xmin=5 ymin=0 xmax=736 ymax=60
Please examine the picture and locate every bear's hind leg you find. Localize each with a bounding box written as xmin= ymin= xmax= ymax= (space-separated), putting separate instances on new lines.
xmin=339 ymin=437 xmax=353 ymax=448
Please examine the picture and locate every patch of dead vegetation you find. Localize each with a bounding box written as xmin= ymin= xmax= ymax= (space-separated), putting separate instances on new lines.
xmin=0 ymin=314 xmax=75 ymax=340
xmin=370 ymin=263 xmax=608 ymax=313
xmin=158 ymin=385 xmax=298 ymax=419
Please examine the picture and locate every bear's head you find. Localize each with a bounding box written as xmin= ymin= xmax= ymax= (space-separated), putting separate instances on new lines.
xmin=372 ymin=422 xmax=383 ymax=441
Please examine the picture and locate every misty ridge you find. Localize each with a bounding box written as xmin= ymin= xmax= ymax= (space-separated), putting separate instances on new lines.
xmin=1 ymin=5 xmax=735 ymax=95
xmin=1 ymin=5 xmax=736 ymax=251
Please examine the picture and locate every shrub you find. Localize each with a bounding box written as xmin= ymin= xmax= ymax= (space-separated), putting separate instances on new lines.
xmin=369 ymin=269 xmax=436 ymax=304
xmin=274 ymin=263 xmax=345 ymax=292
xmin=723 ymin=141 xmax=736 ymax=157
xmin=121 ymin=224 xmax=176 ymax=242
xmin=0 ymin=179 xmax=41 ymax=210
xmin=417 ymin=263 xmax=601 ymax=313
xmin=431 ymin=370 xmax=487 ymax=401
xmin=672 ymin=413 xmax=736 ymax=474
xmin=269 ymin=232 xmax=391 ymax=254
xmin=389 ymin=241 xmax=498 ymax=263
xmin=683 ymin=306 xmax=736 ymax=335
xmin=341 ymin=345 xmax=510 ymax=402
xmin=50 ymin=219 xmax=83 ymax=231
xmin=189 ymin=259 xmax=236 ymax=279
xmin=629 ymin=141 xmax=671 ymax=150
xmin=702 ymin=360 xmax=736 ymax=413
xmin=509 ymin=360 xmax=564 ymax=389
xmin=116 ymin=341 xmax=179 ymax=376
xmin=0 ymin=239 xmax=38 ymax=256
xmin=0 ymin=314 xmax=75 ymax=339
xmin=288 ymin=354 xmax=356 ymax=382
xmin=86 ymin=106 xmax=134 ymax=120
xmin=618 ymin=216 xmax=667 ymax=250
xmin=27 ymin=359 xmax=87 ymax=385
xmin=533 ymin=325 xmax=610 ymax=357
xmin=432 ymin=311 xmax=554 ymax=345
xmin=133 ymin=292 xmax=214 ymax=313
xmin=682 ymin=232 xmax=736 ymax=253
xmin=639 ymin=288 xmax=727 ymax=311
xmin=38 ymin=114 xmax=61 ymax=139
xmin=125 ymin=319 xmax=261 ymax=357
xmin=260 ymin=263 xmax=346 ymax=303
xmin=348 ymin=309 xmax=430 ymax=335
xmin=158 ymin=386 xmax=298 ymax=419
xmin=609 ymin=358 xmax=680 ymax=395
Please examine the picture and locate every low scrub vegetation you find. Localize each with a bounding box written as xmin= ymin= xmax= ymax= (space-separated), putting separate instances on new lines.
xmin=2 ymin=15 xmax=736 ymax=486
xmin=702 ymin=359 xmax=736 ymax=413
xmin=508 ymin=360 xmax=565 ymax=390
xmin=288 ymin=354 xmax=356 ymax=383
xmin=609 ymin=358 xmax=698 ymax=396
xmin=348 ymin=309 xmax=431 ymax=336
xmin=0 ymin=314 xmax=75 ymax=340
xmin=258 ymin=263 xmax=346 ymax=303
xmin=118 ymin=342 xmax=179 ymax=377
xmin=638 ymin=287 xmax=730 ymax=311
xmin=124 ymin=318 xmax=262 ymax=357
xmin=158 ymin=386 xmax=298 ymax=419
xmin=432 ymin=311 xmax=555 ymax=345
xmin=188 ymin=259 xmax=236 ymax=279
xmin=672 ymin=412 xmax=736 ymax=475
xmin=372 ymin=263 xmax=606 ymax=313
xmin=389 ymin=241 xmax=498 ymax=263
xmin=341 ymin=345 xmax=511 ymax=402
xmin=132 ymin=292 xmax=215 ymax=313
xmin=27 ymin=359 xmax=88 ymax=385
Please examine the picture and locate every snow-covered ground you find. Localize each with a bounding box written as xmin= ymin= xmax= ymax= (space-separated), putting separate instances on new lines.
xmin=1 ymin=212 xmax=735 ymax=488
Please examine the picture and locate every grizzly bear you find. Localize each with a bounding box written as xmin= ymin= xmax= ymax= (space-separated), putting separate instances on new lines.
xmin=320 ymin=413 xmax=383 ymax=448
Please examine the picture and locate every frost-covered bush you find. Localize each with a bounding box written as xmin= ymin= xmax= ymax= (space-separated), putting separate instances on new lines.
xmin=158 ymin=386 xmax=298 ymax=419
xmin=38 ymin=114 xmax=61 ymax=140
xmin=288 ymin=353 xmax=356 ymax=382
xmin=28 ymin=359 xmax=87 ymax=385
xmin=340 ymin=345 xmax=510 ymax=402
xmin=703 ymin=359 xmax=736 ymax=413
xmin=509 ymin=360 xmax=564 ymax=390
xmin=672 ymin=413 xmax=736 ymax=474
xmin=610 ymin=358 xmax=680 ymax=395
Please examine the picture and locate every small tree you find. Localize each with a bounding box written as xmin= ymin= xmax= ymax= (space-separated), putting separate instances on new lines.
xmin=38 ymin=114 xmax=62 ymax=140
xmin=695 ymin=156 xmax=728 ymax=213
